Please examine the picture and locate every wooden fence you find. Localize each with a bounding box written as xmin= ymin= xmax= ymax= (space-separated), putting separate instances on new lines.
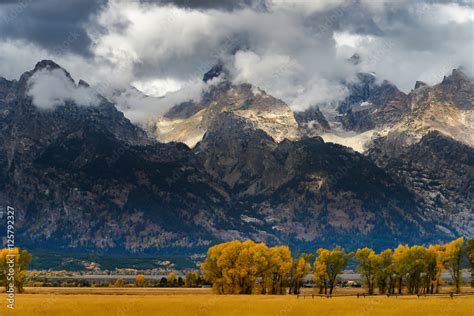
xmin=296 ymin=292 xmax=474 ymax=299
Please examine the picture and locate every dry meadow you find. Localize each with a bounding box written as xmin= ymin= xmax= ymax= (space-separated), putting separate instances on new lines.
xmin=0 ymin=288 xmax=472 ymax=316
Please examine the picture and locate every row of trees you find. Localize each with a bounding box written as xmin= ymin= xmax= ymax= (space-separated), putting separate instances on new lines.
xmin=129 ymin=272 xmax=204 ymax=288
xmin=353 ymin=237 xmax=465 ymax=295
xmin=31 ymin=271 xmax=208 ymax=288
xmin=0 ymin=248 xmax=33 ymax=293
xmin=201 ymin=237 xmax=474 ymax=295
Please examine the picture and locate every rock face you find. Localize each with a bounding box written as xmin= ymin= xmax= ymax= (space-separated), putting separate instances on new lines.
xmin=367 ymin=69 xmax=474 ymax=237
xmin=369 ymin=131 xmax=473 ymax=237
xmin=196 ymin=112 xmax=443 ymax=249
xmin=149 ymin=68 xmax=299 ymax=148
xmin=337 ymin=73 xmax=409 ymax=132
xmin=294 ymin=106 xmax=331 ymax=137
xmin=398 ymin=69 xmax=474 ymax=146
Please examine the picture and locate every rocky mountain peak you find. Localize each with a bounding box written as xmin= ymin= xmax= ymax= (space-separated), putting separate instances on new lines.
xmin=18 ymin=60 xmax=75 ymax=93
xmin=439 ymin=68 xmax=473 ymax=100
xmin=2 ymin=61 xmax=153 ymax=149
xmin=442 ymin=68 xmax=470 ymax=85
xmin=437 ymin=68 xmax=473 ymax=111
xmin=414 ymin=81 xmax=428 ymax=90
xmin=152 ymin=77 xmax=299 ymax=147
xmin=336 ymin=73 xmax=408 ymax=131
xmin=34 ymin=59 xmax=63 ymax=72
xmin=32 ymin=60 xmax=74 ymax=82
xmin=203 ymin=62 xmax=228 ymax=83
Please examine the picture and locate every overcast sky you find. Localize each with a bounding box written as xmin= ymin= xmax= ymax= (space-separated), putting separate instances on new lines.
xmin=0 ymin=0 xmax=473 ymax=118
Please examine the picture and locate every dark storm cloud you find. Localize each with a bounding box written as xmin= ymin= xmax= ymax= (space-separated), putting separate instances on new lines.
xmin=305 ymin=2 xmax=384 ymax=37
xmin=146 ymin=0 xmax=474 ymax=12
xmin=0 ymin=0 xmax=472 ymax=120
xmin=139 ymin=0 xmax=267 ymax=11
xmin=0 ymin=0 xmax=106 ymax=56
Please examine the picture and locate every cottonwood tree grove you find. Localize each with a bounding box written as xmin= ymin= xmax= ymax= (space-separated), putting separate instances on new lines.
xmin=201 ymin=237 xmax=472 ymax=295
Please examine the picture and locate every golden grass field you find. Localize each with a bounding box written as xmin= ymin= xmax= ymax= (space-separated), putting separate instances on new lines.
xmin=0 ymin=288 xmax=473 ymax=316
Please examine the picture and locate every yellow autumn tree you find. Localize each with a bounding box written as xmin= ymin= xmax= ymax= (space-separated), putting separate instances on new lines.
xmin=313 ymin=258 xmax=327 ymax=294
xmin=167 ymin=272 xmax=177 ymax=287
xmin=0 ymin=248 xmax=32 ymax=293
xmin=374 ymin=249 xmax=393 ymax=294
xmin=264 ymin=246 xmax=292 ymax=295
xmin=135 ymin=274 xmax=146 ymax=287
xmin=234 ymin=241 xmax=268 ymax=294
xmin=426 ymin=244 xmax=445 ymax=294
xmin=315 ymin=247 xmax=352 ymax=294
xmin=185 ymin=271 xmax=199 ymax=287
xmin=355 ymin=247 xmax=378 ymax=295
xmin=201 ymin=240 xmax=272 ymax=294
xmin=398 ymin=245 xmax=429 ymax=294
xmin=289 ymin=254 xmax=312 ymax=295
xmin=443 ymin=237 xmax=464 ymax=293
xmin=201 ymin=241 xmax=228 ymax=293
xmin=466 ymin=238 xmax=474 ymax=288
xmin=114 ymin=278 xmax=124 ymax=287
xmin=392 ymin=244 xmax=410 ymax=294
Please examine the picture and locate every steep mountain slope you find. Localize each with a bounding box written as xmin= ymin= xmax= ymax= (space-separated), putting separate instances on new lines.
xmin=0 ymin=61 xmax=230 ymax=253
xmin=367 ymin=69 xmax=474 ymax=237
xmin=195 ymin=112 xmax=448 ymax=249
xmin=369 ymin=131 xmax=473 ymax=236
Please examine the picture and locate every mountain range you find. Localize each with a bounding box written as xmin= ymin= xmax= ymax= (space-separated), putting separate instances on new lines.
xmin=0 ymin=60 xmax=472 ymax=255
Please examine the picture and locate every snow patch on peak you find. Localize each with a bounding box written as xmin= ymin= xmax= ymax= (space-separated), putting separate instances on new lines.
xmin=320 ymin=129 xmax=381 ymax=153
